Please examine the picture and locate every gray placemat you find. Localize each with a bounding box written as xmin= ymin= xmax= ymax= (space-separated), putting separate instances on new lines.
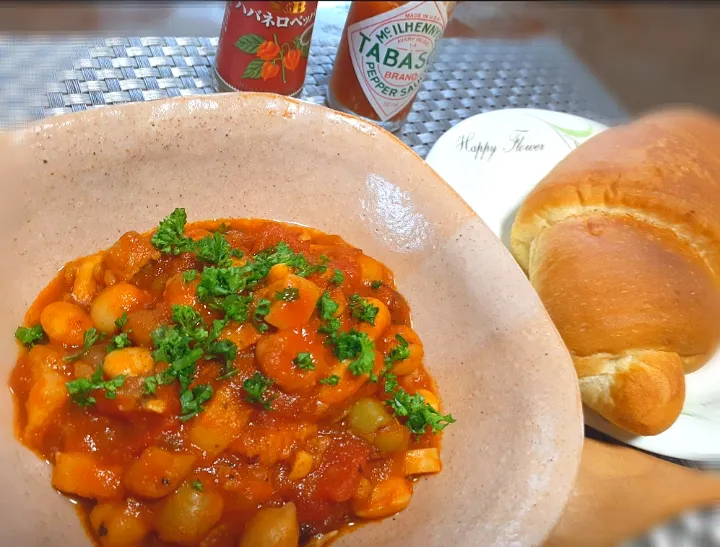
xmin=0 ymin=35 xmax=629 ymax=158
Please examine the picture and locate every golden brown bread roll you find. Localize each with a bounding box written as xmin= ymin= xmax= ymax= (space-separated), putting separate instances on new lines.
xmin=511 ymin=107 xmax=720 ymax=436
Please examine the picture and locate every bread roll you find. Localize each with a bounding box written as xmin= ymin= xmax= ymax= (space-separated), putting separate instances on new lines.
xmin=511 ymin=107 xmax=720 ymax=436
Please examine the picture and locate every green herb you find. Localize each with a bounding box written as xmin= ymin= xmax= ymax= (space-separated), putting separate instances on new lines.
xmin=316 ymin=291 xmax=339 ymax=321
xmin=370 ymin=280 xmax=383 ymax=289
xmin=386 ymin=334 xmax=410 ymax=364
xmin=333 ymin=330 xmax=376 ymax=376
xmin=252 ymin=298 xmax=271 ymax=333
xmin=386 ymin=388 xmax=455 ymax=435
xmin=319 ymin=375 xmax=340 ymax=386
xmin=212 ymin=293 xmax=253 ymax=323
xmin=195 ymin=231 xmax=233 ymax=268
xmin=275 ymin=287 xmax=300 ymax=302
xmin=107 ymin=332 xmax=132 ymax=353
xmin=196 ymin=266 xmax=246 ymax=302
xmin=183 ymin=269 xmax=198 ymax=283
xmin=151 ymin=208 xmax=195 ymax=255
xmin=317 ymin=317 xmax=341 ymax=337
xmin=383 ymin=371 xmax=399 ymax=393
xmin=243 ymin=372 xmax=274 ymax=410
xmin=66 ymin=363 xmax=126 ymax=407
xmin=330 ymin=269 xmax=345 ymax=285
xmin=179 ymin=384 xmax=214 ymax=421
xmin=254 ymin=242 xmax=325 ymax=278
xmin=172 ymin=305 xmax=209 ymax=344
xmin=349 ymin=294 xmax=379 ymax=325
xmin=15 ymin=325 xmax=45 ymax=348
xmin=230 ymin=248 xmax=244 ymax=259
xmin=64 ymin=328 xmax=102 ymax=362
xmin=115 ymin=313 xmax=129 ymax=329
xmin=206 ymin=339 xmax=239 ymax=380
xmin=293 ymin=352 xmax=315 ymax=371
xmin=191 ymin=479 xmax=204 ymax=492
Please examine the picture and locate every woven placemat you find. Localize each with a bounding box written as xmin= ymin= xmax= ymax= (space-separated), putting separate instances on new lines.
xmin=0 ymin=35 xmax=628 ymax=157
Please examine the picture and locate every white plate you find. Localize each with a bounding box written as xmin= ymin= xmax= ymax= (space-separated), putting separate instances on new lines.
xmin=426 ymin=108 xmax=720 ymax=462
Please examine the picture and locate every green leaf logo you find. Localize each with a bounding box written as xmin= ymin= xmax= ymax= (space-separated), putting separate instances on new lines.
xmin=548 ymin=122 xmax=594 ymax=139
xmin=235 ymin=34 xmax=265 ymax=54
xmin=242 ymin=59 xmax=264 ymax=79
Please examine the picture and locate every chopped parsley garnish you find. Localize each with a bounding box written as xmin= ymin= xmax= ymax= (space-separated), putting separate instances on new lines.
xmin=179 ymin=384 xmax=214 ymax=421
xmin=172 ymin=305 xmax=209 ymax=344
xmin=15 ymin=325 xmax=45 ymax=348
xmin=386 ymin=388 xmax=455 ymax=435
xmin=183 ymin=269 xmax=198 ymax=283
xmin=243 ymin=372 xmax=274 ymax=409
xmin=206 ymin=339 xmax=239 ymax=380
xmin=330 ymin=269 xmax=344 ymax=285
xmin=212 ymin=293 xmax=253 ymax=323
xmin=319 ymin=375 xmax=340 ymax=386
xmin=191 ymin=479 xmax=204 ymax=492
xmin=66 ymin=363 xmax=126 ymax=407
xmin=333 ymin=330 xmax=376 ymax=376
xmin=293 ymin=352 xmax=315 ymax=371
xmin=386 ymin=334 xmax=410 ymax=364
xmin=383 ymin=371 xmax=399 ymax=393
xmin=107 ymin=332 xmax=132 ymax=353
xmin=64 ymin=328 xmax=103 ymax=362
xmin=275 ymin=287 xmax=300 ymax=302
xmin=196 ymin=266 xmax=246 ymax=301
xmin=114 ymin=313 xmax=129 ymax=329
xmin=349 ymin=294 xmax=379 ymax=325
xmin=195 ymin=231 xmax=233 ymax=268
xmin=253 ymin=299 xmax=271 ymax=333
xmin=370 ymin=280 xmax=383 ymax=289
xmin=151 ymin=208 xmax=195 ymax=255
xmin=316 ymin=291 xmax=339 ymax=321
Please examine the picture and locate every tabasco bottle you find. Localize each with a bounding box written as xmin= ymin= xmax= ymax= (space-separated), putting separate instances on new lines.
xmin=327 ymin=1 xmax=456 ymax=132
xmin=214 ymin=1 xmax=318 ymax=97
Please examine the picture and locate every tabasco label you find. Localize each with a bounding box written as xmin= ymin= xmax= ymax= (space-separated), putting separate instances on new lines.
xmin=347 ymin=1 xmax=449 ymax=121
xmin=215 ymin=1 xmax=318 ymax=96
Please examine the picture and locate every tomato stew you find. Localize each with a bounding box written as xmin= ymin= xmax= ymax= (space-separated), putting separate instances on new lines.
xmin=10 ymin=209 xmax=454 ymax=547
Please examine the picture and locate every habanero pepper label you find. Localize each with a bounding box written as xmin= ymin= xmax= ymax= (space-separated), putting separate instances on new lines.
xmin=347 ymin=1 xmax=449 ymax=122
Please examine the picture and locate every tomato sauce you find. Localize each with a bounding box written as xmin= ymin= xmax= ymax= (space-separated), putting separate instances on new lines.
xmin=9 ymin=213 xmax=452 ymax=546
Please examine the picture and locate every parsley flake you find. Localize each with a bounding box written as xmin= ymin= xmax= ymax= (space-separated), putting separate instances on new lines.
xmin=317 ymin=291 xmax=339 ymax=321
xmin=196 ymin=231 xmax=233 ymax=268
xmin=107 ymin=332 xmax=132 ymax=353
xmin=293 ymin=352 xmax=315 ymax=371
xmin=275 ymin=287 xmax=300 ymax=302
xmin=253 ymin=299 xmax=271 ymax=333
xmin=333 ymin=330 xmax=376 ymax=376
xmin=64 ymin=328 xmax=103 ymax=362
xmin=15 ymin=325 xmax=45 ymax=348
xmin=179 ymin=384 xmax=213 ymax=421
xmin=319 ymin=375 xmax=340 ymax=386
xmin=386 ymin=388 xmax=455 ymax=435
xmin=349 ymin=294 xmax=379 ymax=325
xmin=243 ymin=372 xmax=274 ymax=409
xmin=66 ymin=363 xmax=126 ymax=407
xmin=191 ymin=479 xmax=204 ymax=492
xmin=330 ymin=269 xmax=344 ymax=285
xmin=151 ymin=208 xmax=195 ymax=255
xmin=370 ymin=280 xmax=383 ymax=289
xmin=183 ymin=270 xmax=198 ymax=283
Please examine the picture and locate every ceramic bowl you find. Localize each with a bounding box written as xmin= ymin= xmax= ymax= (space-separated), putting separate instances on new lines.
xmin=0 ymin=93 xmax=582 ymax=546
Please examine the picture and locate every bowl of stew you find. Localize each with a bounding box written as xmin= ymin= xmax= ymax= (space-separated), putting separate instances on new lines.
xmin=0 ymin=93 xmax=582 ymax=546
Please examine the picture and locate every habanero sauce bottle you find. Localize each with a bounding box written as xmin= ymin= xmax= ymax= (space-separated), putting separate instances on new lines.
xmin=214 ymin=1 xmax=318 ymax=97
xmin=327 ymin=1 xmax=456 ymax=132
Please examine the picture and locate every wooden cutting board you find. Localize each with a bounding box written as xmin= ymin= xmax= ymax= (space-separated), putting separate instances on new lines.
xmin=545 ymin=439 xmax=720 ymax=547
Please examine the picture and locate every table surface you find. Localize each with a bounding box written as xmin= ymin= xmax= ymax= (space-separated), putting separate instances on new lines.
xmin=0 ymin=2 xmax=715 ymax=546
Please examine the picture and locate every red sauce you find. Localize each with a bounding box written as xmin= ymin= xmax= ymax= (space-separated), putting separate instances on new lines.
xmin=9 ymin=215 xmax=449 ymax=546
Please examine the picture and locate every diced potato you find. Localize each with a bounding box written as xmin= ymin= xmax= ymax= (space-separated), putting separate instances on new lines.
xmin=288 ymin=450 xmax=313 ymax=481
xmin=40 ymin=301 xmax=93 ymax=347
xmin=357 ymin=254 xmax=386 ymax=284
xmin=125 ymin=306 xmax=172 ymax=347
xmin=347 ymin=398 xmax=392 ymax=435
xmin=155 ymin=482 xmax=224 ymax=546
xmin=91 ymin=282 xmax=152 ymax=334
xmin=89 ymin=499 xmax=151 ymax=547
xmin=71 ymin=252 xmax=105 ymax=305
xmin=354 ymin=298 xmax=390 ymax=341
xmin=404 ymin=448 xmax=441 ymax=475
xmin=27 ymin=344 xmax=64 ymax=381
xmin=123 ymin=446 xmax=196 ymax=499
xmin=52 ymin=453 xmax=122 ymax=499
xmin=103 ymin=347 xmax=154 ymax=378
xmin=163 ymin=273 xmax=200 ymax=308
xmin=372 ymin=422 xmax=410 ymax=455
xmin=352 ymin=477 xmax=412 ymax=519
xmin=103 ymin=231 xmax=160 ymax=282
xmin=264 ymin=274 xmax=322 ymax=330
xmin=238 ymin=503 xmax=299 ymax=547
xmin=353 ymin=477 xmax=372 ymax=501
xmin=24 ymin=369 xmax=67 ymax=444
xmin=141 ymin=399 xmax=167 ymax=414
xmin=415 ymin=389 xmax=440 ymax=412
xmin=188 ymin=386 xmax=252 ymax=456
xmin=220 ymin=322 xmax=261 ymax=351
